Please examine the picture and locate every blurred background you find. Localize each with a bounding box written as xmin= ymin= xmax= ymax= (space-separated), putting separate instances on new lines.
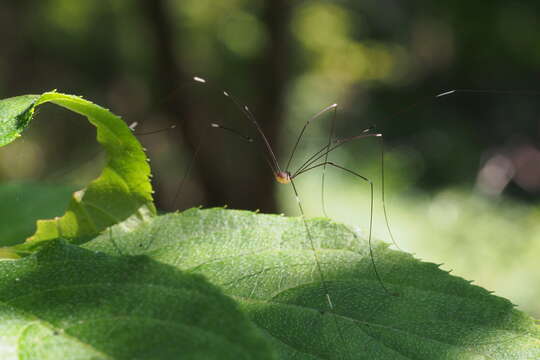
xmin=0 ymin=0 xmax=539 ymax=317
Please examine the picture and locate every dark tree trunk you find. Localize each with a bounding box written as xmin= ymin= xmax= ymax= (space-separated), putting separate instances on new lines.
xmin=250 ymin=0 xmax=291 ymax=213
xmin=137 ymin=0 xmax=290 ymax=213
xmin=137 ymin=0 xmax=228 ymax=211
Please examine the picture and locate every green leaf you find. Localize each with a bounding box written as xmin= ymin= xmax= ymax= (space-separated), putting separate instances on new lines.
xmin=0 ymin=240 xmax=276 ymax=360
xmin=86 ymin=208 xmax=540 ymax=359
xmin=0 ymin=92 xmax=155 ymax=256
xmin=0 ymin=95 xmax=38 ymax=147
xmin=0 ymin=183 xmax=76 ymax=247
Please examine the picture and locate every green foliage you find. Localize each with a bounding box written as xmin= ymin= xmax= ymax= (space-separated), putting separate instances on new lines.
xmin=86 ymin=208 xmax=540 ymax=359
xmin=0 ymin=92 xmax=155 ymax=256
xmin=0 ymin=92 xmax=539 ymax=358
xmin=0 ymin=240 xmax=274 ymax=360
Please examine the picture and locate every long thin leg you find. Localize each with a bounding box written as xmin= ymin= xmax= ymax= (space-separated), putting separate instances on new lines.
xmin=295 ymin=161 xmax=391 ymax=295
xmin=292 ymin=131 xmax=402 ymax=252
xmin=193 ymin=76 xmax=281 ymax=175
xmin=377 ymin=135 xmax=401 ymax=251
xmin=208 ymin=122 xmax=278 ymax=183
xmin=171 ymin=127 xmax=207 ymax=210
xmin=133 ymin=124 xmax=177 ymax=136
xmin=321 ymin=105 xmax=338 ymax=218
xmin=314 ymin=135 xmax=401 ymax=251
xmin=293 ymin=133 xmax=381 ymax=179
xmin=291 ymin=141 xmax=336 ymax=178
xmin=285 ymin=103 xmax=338 ymax=172
xmin=292 ymin=87 xmax=533 ymax=179
xmin=289 ymin=178 xmax=350 ymax=360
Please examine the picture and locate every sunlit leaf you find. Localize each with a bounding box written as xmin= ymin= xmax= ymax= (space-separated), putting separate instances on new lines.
xmin=86 ymin=208 xmax=540 ymax=359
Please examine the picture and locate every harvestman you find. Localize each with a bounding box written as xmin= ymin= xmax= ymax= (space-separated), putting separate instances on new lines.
xmin=128 ymin=82 xmax=504 ymax=298
xmin=191 ymin=76 xmax=400 ymax=305
xmin=185 ymin=81 xmax=515 ymax=301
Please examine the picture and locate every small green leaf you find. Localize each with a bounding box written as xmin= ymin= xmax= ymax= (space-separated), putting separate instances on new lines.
xmin=0 ymin=240 xmax=276 ymax=360
xmin=0 ymin=92 xmax=156 ymax=256
xmin=87 ymin=208 xmax=540 ymax=359
xmin=0 ymin=95 xmax=38 ymax=147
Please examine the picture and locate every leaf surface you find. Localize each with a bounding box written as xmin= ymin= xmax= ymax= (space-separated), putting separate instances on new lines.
xmin=0 ymin=95 xmax=38 ymax=147
xmin=86 ymin=208 xmax=540 ymax=359
xmin=0 ymin=93 xmax=155 ymax=256
xmin=0 ymin=240 xmax=276 ymax=360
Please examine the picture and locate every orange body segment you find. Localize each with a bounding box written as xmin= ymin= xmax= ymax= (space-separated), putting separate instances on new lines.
xmin=275 ymin=171 xmax=291 ymax=184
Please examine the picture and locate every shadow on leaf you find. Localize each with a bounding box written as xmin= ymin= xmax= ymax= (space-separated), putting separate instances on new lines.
xmin=0 ymin=240 xmax=276 ymax=360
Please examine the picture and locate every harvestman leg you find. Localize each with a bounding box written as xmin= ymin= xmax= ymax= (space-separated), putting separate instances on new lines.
xmin=294 ymin=132 xmax=401 ymax=252
xmin=320 ymin=105 xmax=337 ymax=219
xmin=283 ymin=99 xmax=401 ymax=257
xmin=284 ymin=104 xmax=338 ymax=220
xmin=288 ymin=178 xmax=352 ymax=360
xmin=297 ymin=88 xmax=515 ymax=257
xmin=292 ymin=161 xmax=391 ymax=295
xmin=288 ymin=157 xmax=393 ymax=359
xmin=171 ymin=127 xmax=208 ymax=210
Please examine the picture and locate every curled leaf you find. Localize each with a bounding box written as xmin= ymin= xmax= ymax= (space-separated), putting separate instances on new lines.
xmin=0 ymin=92 xmax=156 ymax=256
